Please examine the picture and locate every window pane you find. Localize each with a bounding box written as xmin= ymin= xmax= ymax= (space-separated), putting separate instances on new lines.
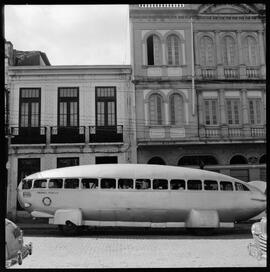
xmin=153 ymin=179 xmax=168 ymax=190
xmin=135 ymin=179 xmax=151 ymax=189
xmin=220 ymin=181 xmax=233 ymax=191
xmin=22 ymin=179 xmax=33 ymax=189
xmin=235 ymin=182 xmax=249 ymax=191
xmin=33 ymin=179 xmax=47 ymax=188
xmin=170 ymin=179 xmax=185 ymax=190
xmin=20 ymin=103 xmax=29 ymax=127
xmin=118 ymin=179 xmax=133 ymax=189
xmin=101 ymin=178 xmax=116 ymax=189
xmin=204 ymin=180 xmax=218 ymax=190
xmin=64 ymin=178 xmax=79 ymax=189
xmin=81 ymin=178 xmax=98 ymax=189
xmin=187 ymin=180 xmax=202 ymax=190
xmin=153 ymin=35 xmax=161 ymax=65
xmin=48 ymin=179 xmax=63 ymax=189
xmin=170 ymin=94 xmax=183 ymax=125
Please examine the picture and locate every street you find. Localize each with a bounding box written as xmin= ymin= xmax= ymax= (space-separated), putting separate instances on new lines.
xmin=10 ymin=226 xmax=266 ymax=268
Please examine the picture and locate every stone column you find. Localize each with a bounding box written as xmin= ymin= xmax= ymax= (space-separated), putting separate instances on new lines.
xmin=219 ymin=89 xmax=228 ymax=138
xmin=194 ymin=31 xmax=201 ymax=78
xmin=215 ymin=31 xmax=224 ymax=79
xmin=144 ymin=101 xmax=149 ymax=126
xmin=237 ymin=30 xmax=246 ymax=79
xmin=241 ymin=89 xmax=250 ymax=137
xmin=258 ymin=30 xmax=266 ymax=77
xmin=164 ymin=101 xmax=169 ymax=125
xmin=262 ymin=89 xmax=266 ymax=125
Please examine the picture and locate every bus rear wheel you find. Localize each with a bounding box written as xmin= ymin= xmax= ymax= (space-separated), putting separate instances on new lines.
xmin=58 ymin=222 xmax=79 ymax=236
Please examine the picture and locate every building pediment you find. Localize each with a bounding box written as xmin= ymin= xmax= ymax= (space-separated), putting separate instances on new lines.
xmin=198 ymin=4 xmax=260 ymax=14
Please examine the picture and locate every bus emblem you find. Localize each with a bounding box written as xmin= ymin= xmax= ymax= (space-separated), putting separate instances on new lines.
xmin=42 ymin=197 xmax=52 ymax=206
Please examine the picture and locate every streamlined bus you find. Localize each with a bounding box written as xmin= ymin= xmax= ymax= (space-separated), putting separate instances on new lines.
xmin=17 ymin=164 xmax=266 ymax=235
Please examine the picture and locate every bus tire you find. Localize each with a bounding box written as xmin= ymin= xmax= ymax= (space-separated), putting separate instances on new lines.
xmin=58 ymin=224 xmax=79 ymax=236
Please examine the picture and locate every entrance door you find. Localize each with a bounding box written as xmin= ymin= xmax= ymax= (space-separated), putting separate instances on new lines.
xmin=17 ymin=158 xmax=40 ymax=210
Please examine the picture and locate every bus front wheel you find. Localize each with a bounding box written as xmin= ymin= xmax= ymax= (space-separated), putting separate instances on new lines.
xmin=58 ymin=221 xmax=79 ymax=236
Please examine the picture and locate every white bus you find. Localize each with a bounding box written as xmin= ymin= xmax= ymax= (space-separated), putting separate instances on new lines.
xmin=17 ymin=164 xmax=266 ymax=235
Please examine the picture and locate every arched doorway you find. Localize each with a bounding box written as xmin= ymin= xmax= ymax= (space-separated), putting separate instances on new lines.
xmin=259 ymin=154 xmax=266 ymax=181
xmin=229 ymin=155 xmax=249 ymax=182
xmin=147 ymin=157 xmax=166 ymax=165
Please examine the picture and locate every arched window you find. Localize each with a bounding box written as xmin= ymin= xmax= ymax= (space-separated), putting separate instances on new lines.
xmin=199 ymin=36 xmax=214 ymax=66
xmin=222 ymin=36 xmax=236 ymax=66
xmin=149 ymin=94 xmax=164 ymax=125
xmin=230 ymin=155 xmax=248 ymax=165
xmin=148 ymin=157 xmax=166 ymax=165
xmin=259 ymin=154 xmax=266 ymax=164
xmin=243 ymin=36 xmax=257 ymax=66
xmin=147 ymin=34 xmax=162 ymax=65
xmin=170 ymin=94 xmax=184 ymax=125
xmin=167 ymin=34 xmax=181 ymax=65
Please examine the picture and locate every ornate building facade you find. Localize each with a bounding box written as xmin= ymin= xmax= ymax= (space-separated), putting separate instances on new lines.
xmin=129 ymin=4 xmax=266 ymax=181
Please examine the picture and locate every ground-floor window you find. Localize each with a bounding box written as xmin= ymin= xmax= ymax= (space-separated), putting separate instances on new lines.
xmin=147 ymin=157 xmax=166 ymax=165
xmin=57 ymin=157 xmax=79 ymax=168
xmin=95 ymin=156 xmax=118 ymax=164
xmin=17 ymin=158 xmax=40 ymax=210
xmin=260 ymin=168 xmax=266 ymax=181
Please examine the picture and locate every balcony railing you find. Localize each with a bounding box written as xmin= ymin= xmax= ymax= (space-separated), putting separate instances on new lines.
xmin=50 ymin=126 xmax=85 ymax=143
xmin=89 ymin=125 xmax=123 ymax=143
xmin=224 ymin=67 xmax=239 ymax=79
xmin=10 ymin=127 xmax=46 ymax=144
xmin=251 ymin=126 xmax=266 ymax=137
xmin=201 ymin=68 xmax=217 ymax=79
xmin=200 ymin=125 xmax=266 ymax=140
xmin=246 ymin=67 xmax=260 ymax=79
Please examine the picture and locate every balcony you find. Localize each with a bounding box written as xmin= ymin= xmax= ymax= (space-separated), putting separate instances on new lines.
xmin=10 ymin=127 xmax=46 ymax=144
xmin=89 ymin=125 xmax=123 ymax=143
xmin=196 ymin=65 xmax=264 ymax=80
xmin=199 ymin=125 xmax=266 ymax=141
xmin=50 ymin=126 xmax=85 ymax=144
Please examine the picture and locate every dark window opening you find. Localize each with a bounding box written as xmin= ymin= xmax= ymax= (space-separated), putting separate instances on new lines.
xmin=33 ymin=179 xmax=47 ymax=189
xmin=153 ymin=179 xmax=168 ymax=190
xmin=147 ymin=35 xmax=154 ymax=65
xmin=220 ymin=181 xmax=233 ymax=191
xmin=170 ymin=179 xmax=185 ymax=190
xmin=64 ymin=178 xmax=79 ymax=189
xmin=22 ymin=179 xmax=33 ymax=190
xmin=204 ymin=180 xmax=218 ymax=190
xmin=101 ymin=178 xmax=116 ymax=189
xmin=57 ymin=157 xmax=79 ymax=168
xmin=135 ymin=179 xmax=151 ymax=190
xmin=235 ymin=182 xmax=250 ymax=191
xmin=49 ymin=179 xmax=63 ymax=189
xmin=81 ymin=178 xmax=98 ymax=189
xmin=187 ymin=180 xmax=202 ymax=190
xmin=118 ymin=179 xmax=134 ymax=189
xmin=95 ymin=156 xmax=118 ymax=164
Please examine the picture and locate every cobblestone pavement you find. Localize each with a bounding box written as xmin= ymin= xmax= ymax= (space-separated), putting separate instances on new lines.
xmin=10 ymin=228 xmax=266 ymax=268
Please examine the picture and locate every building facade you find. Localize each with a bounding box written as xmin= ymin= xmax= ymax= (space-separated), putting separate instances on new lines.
xmin=129 ymin=4 xmax=266 ymax=181
xmin=6 ymin=54 xmax=135 ymax=218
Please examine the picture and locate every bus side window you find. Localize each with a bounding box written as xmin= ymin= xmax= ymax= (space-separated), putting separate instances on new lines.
xmin=235 ymin=182 xmax=250 ymax=191
xmin=33 ymin=179 xmax=47 ymax=189
xmin=135 ymin=179 xmax=151 ymax=189
xmin=48 ymin=179 xmax=63 ymax=189
xmin=220 ymin=181 xmax=233 ymax=191
xmin=101 ymin=178 xmax=116 ymax=189
xmin=187 ymin=180 xmax=202 ymax=190
xmin=153 ymin=179 xmax=168 ymax=190
xmin=22 ymin=179 xmax=33 ymax=190
xmin=64 ymin=178 xmax=79 ymax=189
xmin=81 ymin=178 xmax=98 ymax=189
xmin=118 ymin=179 xmax=133 ymax=189
xmin=170 ymin=179 xmax=185 ymax=190
xmin=204 ymin=180 xmax=218 ymax=191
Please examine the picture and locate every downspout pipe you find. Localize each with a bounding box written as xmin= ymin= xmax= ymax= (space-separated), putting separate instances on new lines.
xmin=190 ymin=17 xmax=195 ymax=116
